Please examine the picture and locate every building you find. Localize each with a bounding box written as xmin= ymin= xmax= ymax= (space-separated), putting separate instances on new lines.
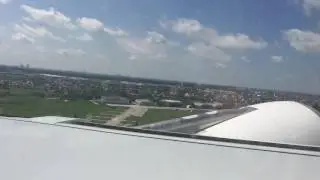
xmin=100 ymin=96 xmax=130 ymax=105
xmin=159 ymin=99 xmax=183 ymax=107
xmin=135 ymin=99 xmax=153 ymax=106
xmin=193 ymin=102 xmax=223 ymax=109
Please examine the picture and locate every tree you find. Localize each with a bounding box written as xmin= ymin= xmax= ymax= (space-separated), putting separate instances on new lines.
xmin=312 ymin=103 xmax=320 ymax=112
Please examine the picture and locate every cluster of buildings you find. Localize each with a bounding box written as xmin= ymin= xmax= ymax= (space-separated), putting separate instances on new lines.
xmin=1 ymin=72 xmax=320 ymax=110
xmin=0 ymin=80 xmax=34 ymax=89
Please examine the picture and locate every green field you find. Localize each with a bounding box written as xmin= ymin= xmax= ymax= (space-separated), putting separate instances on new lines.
xmin=124 ymin=109 xmax=202 ymax=126
xmin=0 ymin=88 xmax=204 ymax=126
xmin=0 ymin=89 xmax=126 ymax=122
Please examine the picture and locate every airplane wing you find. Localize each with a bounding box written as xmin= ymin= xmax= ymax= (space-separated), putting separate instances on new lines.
xmin=1 ymin=101 xmax=320 ymax=180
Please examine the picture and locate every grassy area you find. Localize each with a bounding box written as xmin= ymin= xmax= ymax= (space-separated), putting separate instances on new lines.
xmin=0 ymin=88 xmax=205 ymax=126
xmin=124 ymin=109 xmax=201 ymax=126
xmin=0 ymin=88 xmax=126 ymax=120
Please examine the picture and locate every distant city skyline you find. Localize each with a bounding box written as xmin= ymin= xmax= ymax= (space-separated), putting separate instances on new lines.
xmin=1 ymin=0 xmax=320 ymax=94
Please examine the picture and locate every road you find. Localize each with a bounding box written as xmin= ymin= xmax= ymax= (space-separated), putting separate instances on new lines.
xmin=106 ymin=104 xmax=209 ymax=111
xmin=138 ymin=107 xmax=254 ymax=134
xmin=104 ymin=103 xmax=209 ymax=126
xmin=106 ymin=105 xmax=148 ymax=126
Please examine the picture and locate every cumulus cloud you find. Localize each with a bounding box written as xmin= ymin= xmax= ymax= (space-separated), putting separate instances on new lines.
xmin=117 ymin=35 xmax=167 ymax=60
xmin=20 ymin=5 xmax=76 ymax=30
xmin=160 ymin=18 xmax=202 ymax=34
xmin=0 ymin=0 xmax=11 ymax=4
xmin=283 ymin=29 xmax=320 ymax=52
xmin=241 ymin=56 xmax=251 ymax=63
xmin=22 ymin=16 xmax=33 ymax=22
xmin=187 ymin=42 xmax=231 ymax=62
xmin=161 ymin=18 xmax=267 ymax=50
xmin=35 ymin=46 xmax=46 ymax=52
xmin=212 ymin=33 xmax=267 ymax=50
xmin=104 ymin=27 xmax=128 ymax=37
xmin=146 ymin=31 xmax=166 ymax=44
xmin=13 ymin=23 xmax=65 ymax=42
xmin=76 ymin=17 xmax=104 ymax=31
xmin=160 ymin=18 xmax=266 ymax=67
xmin=215 ymin=63 xmax=227 ymax=68
xmin=72 ymin=33 xmax=93 ymax=41
xmin=11 ymin=32 xmax=35 ymax=44
xmin=271 ymin=56 xmax=284 ymax=63
xmin=129 ymin=55 xmax=137 ymax=60
xmin=77 ymin=17 xmax=128 ymax=36
xmin=20 ymin=5 xmax=128 ymax=37
xmin=56 ymin=48 xmax=86 ymax=56
xmin=301 ymin=0 xmax=320 ymax=15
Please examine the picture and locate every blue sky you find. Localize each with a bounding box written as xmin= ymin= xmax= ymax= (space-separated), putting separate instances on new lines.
xmin=1 ymin=0 xmax=320 ymax=94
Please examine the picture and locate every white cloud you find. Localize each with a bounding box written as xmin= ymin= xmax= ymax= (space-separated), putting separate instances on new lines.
xmin=20 ymin=4 xmax=127 ymax=38
xmin=95 ymin=54 xmax=105 ymax=59
xmin=302 ymin=0 xmax=320 ymax=15
xmin=11 ymin=33 xmax=35 ymax=44
xmin=22 ymin=16 xmax=33 ymax=22
xmin=161 ymin=18 xmax=265 ymax=67
xmin=187 ymin=42 xmax=231 ymax=62
xmin=161 ymin=18 xmax=267 ymax=50
xmin=129 ymin=55 xmax=137 ymax=60
xmin=212 ymin=33 xmax=267 ymax=50
xmin=73 ymin=33 xmax=93 ymax=41
xmin=20 ymin=5 xmax=76 ymax=30
xmin=164 ymin=18 xmax=203 ymax=34
xmin=241 ymin=56 xmax=251 ymax=63
xmin=146 ymin=31 xmax=166 ymax=44
xmin=283 ymin=29 xmax=320 ymax=52
xmin=271 ymin=56 xmax=284 ymax=63
xmin=56 ymin=48 xmax=86 ymax=56
xmin=215 ymin=63 xmax=227 ymax=68
xmin=104 ymin=27 xmax=128 ymax=37
xmin=117 ymin=37 xmax=167 ymax=60
xmin=0 ymin=0 xmax=11 ymax=4
xmin=35 ymin=46 xmax=46 ymax=52
xmin=146 ymin=31 xmax=181 ymax=47
xmin=77 ymin=17 xmax=128 ymax=36
xmin=77 ymin=17 xmax=104 ymax=31
xmin=14 ymin=23 xmax=66 ymax=42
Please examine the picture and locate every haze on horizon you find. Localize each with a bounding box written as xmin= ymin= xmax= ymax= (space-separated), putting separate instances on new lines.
xmin=1 ymin=0 xmax=320 ymax=94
